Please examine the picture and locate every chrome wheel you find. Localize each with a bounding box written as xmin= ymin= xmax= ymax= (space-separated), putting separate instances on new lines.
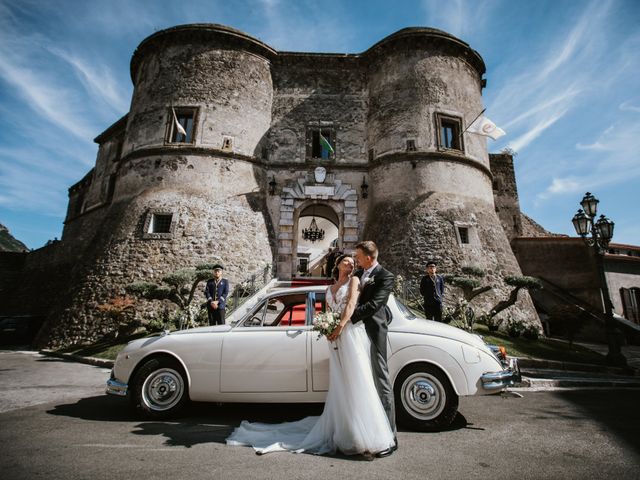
xmin=141 ymin=368 xmax=185 ymax=412
xmin=399 ymin=372 xmax=446 ymax=421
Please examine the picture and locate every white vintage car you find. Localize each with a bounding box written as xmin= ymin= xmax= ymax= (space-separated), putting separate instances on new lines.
xmin=107 ymin=282 xmax=520 ymax=431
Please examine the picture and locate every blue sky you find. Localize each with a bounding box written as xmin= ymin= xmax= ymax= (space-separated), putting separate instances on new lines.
xmin=0 ymin=0 xmax=638 ymax=249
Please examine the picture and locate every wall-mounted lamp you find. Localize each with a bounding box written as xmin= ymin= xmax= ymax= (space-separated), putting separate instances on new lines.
xmin=268 ymin=176 xmax=277 ymax=195
xmin=361 ymin=176 xmax=369 ymax=199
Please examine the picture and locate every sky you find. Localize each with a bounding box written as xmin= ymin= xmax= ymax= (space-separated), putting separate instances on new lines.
xmin=0 ymin=0 xmax=639 ymax=249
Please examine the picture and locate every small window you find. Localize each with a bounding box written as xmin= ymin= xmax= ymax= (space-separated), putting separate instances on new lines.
xmin=143 ymin=210 xmax=176 ymax=239
xmin=106 ymin=174 xmax=116 ymax=203
xmin=222 ymin=136 xmax=233 ymax=152
xmin=149 ymin=214 xmax=173 ymax=234
xmin=168 ymin=108 xmax=196 ymax=144
xmin=435 ymin=113 xmax=463 ymax=152
xmin=458 ymin=226 xmax=469 ymax=244
xmin=298 ymin=258 xmax=309 ymax=274
xmin=620 ymin=287 xmax=640 ymax=323
xmin=74 ymin=191 xmax=85 ymax=216
xmin=368 ymin=148 xmax=375 ymax=162
xmin=406 ymin=139 xmax=416 ymax=151
xmin=307 ymin=126 xmax=335 ymax=160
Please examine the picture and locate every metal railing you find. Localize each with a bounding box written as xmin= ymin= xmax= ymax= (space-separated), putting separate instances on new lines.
xmin=225 ymin=264 xmax=276 ymax=316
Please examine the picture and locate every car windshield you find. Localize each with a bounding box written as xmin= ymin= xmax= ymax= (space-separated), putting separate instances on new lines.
xmin=394 ymin=297 xmax=418 ymax=319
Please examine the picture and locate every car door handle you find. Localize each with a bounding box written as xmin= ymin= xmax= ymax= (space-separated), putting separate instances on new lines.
xmin=286 ymin=329 xmax=304 ymax=337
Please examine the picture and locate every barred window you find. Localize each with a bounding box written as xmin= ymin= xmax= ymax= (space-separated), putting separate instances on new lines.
xmin=143 ymin=210 xmax=176 ymax=239
xmin=149 ymin=214 xmax=173 ymax=234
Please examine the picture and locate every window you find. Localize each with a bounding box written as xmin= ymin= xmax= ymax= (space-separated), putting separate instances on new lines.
xmin=620 ymin=287 xmax=640 ymax=324
xmin=298 ymin=258 xmax=309 ymax=274
xmin=242 ymin=294 xmax=309 ymax=327
xmin=307 ymin=126 xmax=336 ymax=160
xmin=406 ymin=139 xmax=416 ymax=151
xmin=143 ymin=210 xmax=176 ymax=239
xmin=222 ymin=136 xmax=233 ymax=152
xmin=106 ymin=174 xmax=116 ymax=203
xmin=435 ymin=113 xmax=463 ymax=152
xmin=458 ymin=227 xmax=469 ymax=244
xmin=168 ymin=108 xmax=196 ymax=144
xmin=149 ymin=214 xmax=172 ymax=233
xmin=368 ymin=148 xmax=375 ymax=162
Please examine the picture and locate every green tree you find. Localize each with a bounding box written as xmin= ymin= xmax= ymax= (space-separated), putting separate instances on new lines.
xmin=127 ymin=263 xmax=216 ymax=329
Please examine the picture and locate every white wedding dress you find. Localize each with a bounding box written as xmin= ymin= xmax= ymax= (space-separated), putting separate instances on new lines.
xmin=226 ymin=283 xmax=395 ymax=455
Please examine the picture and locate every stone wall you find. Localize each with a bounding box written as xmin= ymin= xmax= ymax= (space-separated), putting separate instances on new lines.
xmin=489 ymin=153 xmax=523 ymax=241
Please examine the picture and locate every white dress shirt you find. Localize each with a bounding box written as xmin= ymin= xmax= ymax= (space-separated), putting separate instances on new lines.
xmin=360 ymin=262 xmax=378 ymax=286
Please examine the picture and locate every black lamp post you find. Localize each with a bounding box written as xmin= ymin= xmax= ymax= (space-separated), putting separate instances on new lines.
xmin=361 ymin=176 xmax=369 ymax=199
xmin=571 ymin=192 xmax=626 ymax=366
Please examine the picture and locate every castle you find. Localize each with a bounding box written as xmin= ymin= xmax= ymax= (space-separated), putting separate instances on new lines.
xmin=1 ymin=24 xmax=545 ymax=347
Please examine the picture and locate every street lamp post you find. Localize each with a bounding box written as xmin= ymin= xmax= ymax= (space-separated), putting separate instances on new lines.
xmin=571 ymin=192 xmax=626 ymax=367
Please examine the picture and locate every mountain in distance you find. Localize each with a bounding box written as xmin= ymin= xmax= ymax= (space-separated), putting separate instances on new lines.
xmin=0 ymin=223 xmax=29 ymax=252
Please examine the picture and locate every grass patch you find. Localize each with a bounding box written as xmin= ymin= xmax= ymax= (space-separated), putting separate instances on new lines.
xmin=58 ymin=331 xmax=149 ymax=360
xmin=472 ymin=324 xmax=606 ymax=365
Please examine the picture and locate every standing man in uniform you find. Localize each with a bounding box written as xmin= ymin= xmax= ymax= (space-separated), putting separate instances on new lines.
xmin=204 ymin=263 xmax=229 ymax=325
xmin=420 ymin=260 xmax=445 ymax=322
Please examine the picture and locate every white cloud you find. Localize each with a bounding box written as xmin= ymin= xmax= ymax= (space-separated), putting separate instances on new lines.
xmin=537 ymin=177 xmax=581 ymax=200
xmin=490 ymin=1 xmax=614 ymax=155
xmin=48 ymin=47 xmax=130 ymax=114
xmin=507 ymin=108 xmax=567 ymax=152
xmin=537 ymin=119 xmax=640 ymax=200
xmin=620 ymin=100 xmax=640 ymax=113
xmin=420 ymin=0 xmax=498 ymax=40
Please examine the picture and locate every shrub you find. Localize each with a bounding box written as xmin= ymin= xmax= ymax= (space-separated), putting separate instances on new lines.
xmin=523 ymin=324 xmax=541 ymax=340
xmin=506 ymin=318 xmax=525 ymax=338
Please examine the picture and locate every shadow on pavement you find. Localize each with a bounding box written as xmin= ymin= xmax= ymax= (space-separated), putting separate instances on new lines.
xmin=552 ymin=390 xmax=640 ymax=455
xmin=47 ymin=396 xmax=468 ymax=451
xmin=47 ymin=395 xmax=135 ymax=421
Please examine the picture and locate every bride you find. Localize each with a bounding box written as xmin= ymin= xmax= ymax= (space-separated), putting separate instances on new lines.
xmin=226 ymin=254 xmax=396 ymax=456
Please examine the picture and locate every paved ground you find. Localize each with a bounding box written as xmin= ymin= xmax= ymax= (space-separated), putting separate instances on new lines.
xmin=1 ymin=350 xmax=640 ymax=479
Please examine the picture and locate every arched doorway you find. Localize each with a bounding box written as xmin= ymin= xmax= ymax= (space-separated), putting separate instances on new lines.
xmin=275 ymin=175 xmax=359 ymax=279
xmin=295 ymin=202 xmax=340 ymax=277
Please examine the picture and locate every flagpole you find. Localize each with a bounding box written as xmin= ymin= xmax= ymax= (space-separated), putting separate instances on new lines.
xmin=459 ymin=108 xmax=486 ymax=138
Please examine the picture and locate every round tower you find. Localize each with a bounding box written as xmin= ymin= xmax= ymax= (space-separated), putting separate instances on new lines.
xmin=38 ymin=25 xmax=278 ymax=347
xmin=363 ymin=28 xmax=535 ymax=322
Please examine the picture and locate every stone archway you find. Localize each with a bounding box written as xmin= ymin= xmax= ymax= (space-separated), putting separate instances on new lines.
xmin=277 ymin=174 xmax=359 ymax=279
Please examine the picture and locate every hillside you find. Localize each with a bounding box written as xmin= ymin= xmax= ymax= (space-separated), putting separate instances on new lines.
xmin=0 ymin=223 xmax=29 ymax=252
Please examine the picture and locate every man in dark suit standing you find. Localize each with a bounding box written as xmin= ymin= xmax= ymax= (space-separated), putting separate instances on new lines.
xmin=420 ymin=260 xmax=445 ymax=322
xmin=204 ymin=263 xmax=229 ymax=325
xmin=329 ymin=240 xmax=397 ymax=456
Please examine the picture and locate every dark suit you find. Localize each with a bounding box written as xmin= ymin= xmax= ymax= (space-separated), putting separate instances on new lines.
xmin=204 ymin=278 xmax=229 ymax=325
xmin=351 ymin=264 xmax=396 ymax=433
xmin=420 ymin=274 xmax=445 ymax=322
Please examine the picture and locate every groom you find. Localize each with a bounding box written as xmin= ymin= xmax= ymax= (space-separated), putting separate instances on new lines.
xmin=330 ymin=240 xmax=397 ymax=456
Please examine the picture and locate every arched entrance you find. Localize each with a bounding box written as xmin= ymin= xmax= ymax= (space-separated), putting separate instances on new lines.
xmin=276 ymin=175 xmax=359 ymax=279
xmin=295 ymin=202 xmax=340 ymax=276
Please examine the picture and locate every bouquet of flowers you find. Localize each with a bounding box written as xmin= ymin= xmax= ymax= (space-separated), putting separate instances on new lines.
xmin=312 ymin=311 xmax=341 ymax=340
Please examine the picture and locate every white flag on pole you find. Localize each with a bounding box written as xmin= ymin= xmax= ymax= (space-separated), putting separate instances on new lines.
xmin=172 ymin=107 xmax=187 ymax=137
xmin=467 ymin=116 xmax=506 ymax=140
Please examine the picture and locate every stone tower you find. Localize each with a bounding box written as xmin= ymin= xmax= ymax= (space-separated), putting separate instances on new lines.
xmin=31 ymin=24 xmax=537 ymax=347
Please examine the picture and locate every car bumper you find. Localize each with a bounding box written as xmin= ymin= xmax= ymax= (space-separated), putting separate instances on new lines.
xmin=481 ymin=358 xmax=521 ymax=390
xmin=106 ymin=372 xmax=128 ymax=397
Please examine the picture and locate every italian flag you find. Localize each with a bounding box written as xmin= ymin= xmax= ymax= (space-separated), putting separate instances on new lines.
xmin=319 ymin=131 xmax=334 ymax=155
